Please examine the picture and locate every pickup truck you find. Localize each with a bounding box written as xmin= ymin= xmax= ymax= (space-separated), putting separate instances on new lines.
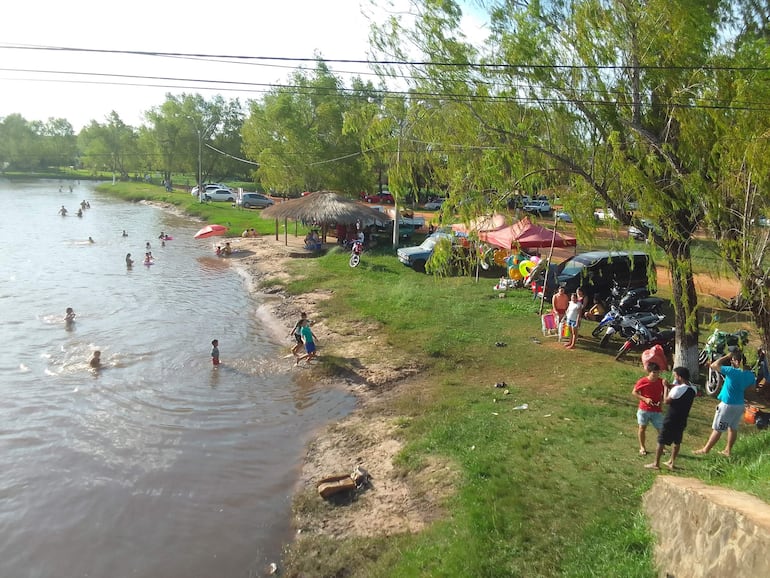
xmin=397 ymin=231 xmax=454 ymax=272
xmin=522 ymin=200 xmax=551 ymax=214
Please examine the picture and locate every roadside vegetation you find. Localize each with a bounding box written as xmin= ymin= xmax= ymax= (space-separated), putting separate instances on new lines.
xmin=100 ymin=182 xmax=770 ymax=577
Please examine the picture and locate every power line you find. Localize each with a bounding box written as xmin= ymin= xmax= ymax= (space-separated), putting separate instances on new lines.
xmin=3 ymin=43 xmax=770 ymax=72
xmin=3 ymin=66 xmax=770 ymax=113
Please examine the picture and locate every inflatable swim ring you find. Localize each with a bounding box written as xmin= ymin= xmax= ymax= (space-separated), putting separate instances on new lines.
xmin=519 ymin=260 xmax=536 ymax=278
xmin=494 ymin=250 xmax=509 ymax=267
xmin=508 ymin=266 xmax=523 ymax=280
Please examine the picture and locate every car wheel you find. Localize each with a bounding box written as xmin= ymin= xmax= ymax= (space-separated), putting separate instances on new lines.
xmin=227 ymin=197 xmax=234 ymax=202
xmin=413 ymin=260 xmax=426 ymax=273
xmin=243 ymin=203 xmax=252 ymax=209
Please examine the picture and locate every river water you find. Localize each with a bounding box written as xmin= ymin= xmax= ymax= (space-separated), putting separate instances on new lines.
xmin=0 ymin=179 xmax=356 ymax=578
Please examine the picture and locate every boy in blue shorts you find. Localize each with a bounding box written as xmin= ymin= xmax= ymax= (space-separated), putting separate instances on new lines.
xmin=695 ymin=351 xmax=755 ymax=457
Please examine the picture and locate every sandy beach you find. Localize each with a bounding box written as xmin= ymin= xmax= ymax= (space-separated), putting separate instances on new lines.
xmin=223 ymin=233 xmax=451 ymax=546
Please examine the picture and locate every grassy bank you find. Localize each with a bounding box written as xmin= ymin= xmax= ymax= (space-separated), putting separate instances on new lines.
xmin=98 ymin=182 xmax=770 ymax=577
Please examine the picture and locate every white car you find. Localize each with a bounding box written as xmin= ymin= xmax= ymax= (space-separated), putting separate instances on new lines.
xmin=594 ymin=208 xmax=617 ymax=221
xmin=192 ymin=183 xmax=232 ymax=196
xmin=203 ymin=188 xmax=236 ymax=202
xmin=424 ymin=199 xmax=445 ymax=211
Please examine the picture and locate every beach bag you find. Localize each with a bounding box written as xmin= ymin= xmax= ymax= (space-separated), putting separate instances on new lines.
xmin=641 ymin=344 xmax=668 ymax=371
xmin=561 ymin=323 xmax=572 ymax=339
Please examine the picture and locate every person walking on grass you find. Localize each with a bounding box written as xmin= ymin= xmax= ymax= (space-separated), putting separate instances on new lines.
xmin=694 ymin=351 xmax=755 ymax=457
xmin=295 ymin=319 xmax=318 ymax=365
xmin=645 ymin=367 xmax=696 ymax=470
xmin=633 ymin=362 xmax=667 ymax=456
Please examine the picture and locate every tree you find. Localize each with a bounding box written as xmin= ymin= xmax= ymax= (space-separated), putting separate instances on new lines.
xmin=39 ymin=118 xmax=78 ymax=168
xmin=0 ymin=114 xmax=42 ymax=171
xmin=242 ymin=61 xmax=371 ymax=195
xmin=371 ymin=0 xmax=734 ymax=373
xmin=78 ymin=112 xmax=138 ymax=178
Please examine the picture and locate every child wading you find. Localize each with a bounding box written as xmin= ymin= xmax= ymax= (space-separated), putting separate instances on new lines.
xmin=211 ymin=339 xmax=220 ymax=366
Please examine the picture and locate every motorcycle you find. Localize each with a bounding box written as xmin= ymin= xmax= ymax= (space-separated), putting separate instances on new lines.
xmin=591 ymin=306 xmax=666 ymax=348
xmin=698 ymin=328 xmax=750 ymax=395
xmin=606 ymin=283 xmax=667 ymax=315
xmin=615 ymin=319 xmax=676 ymax=362
xmin=349 ymin=240 xmax=364 ymax=268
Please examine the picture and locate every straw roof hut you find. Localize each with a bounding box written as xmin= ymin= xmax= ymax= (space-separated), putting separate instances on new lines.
xmin=262 ymin=191 xmax=389 ymax=245
xmin=262 ymin=191 xmax=388 ymax=226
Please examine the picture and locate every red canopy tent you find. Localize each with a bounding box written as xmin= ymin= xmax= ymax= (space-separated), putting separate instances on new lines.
xmin=480 ymin=217 xmax=576 ymax=250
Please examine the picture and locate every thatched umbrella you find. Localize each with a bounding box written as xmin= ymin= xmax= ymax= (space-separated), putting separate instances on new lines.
xmin=262 ymin=191 xmax=389 ymax=245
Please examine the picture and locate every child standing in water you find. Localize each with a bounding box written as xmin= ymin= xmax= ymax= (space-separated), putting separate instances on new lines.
xmin=89 ymin=351 xmax=101 ymax=369
xmin=289 ymin=312 xmax=308 ymax=356
xmin=295 ymin=319 xmax=318 ymax=365
xmin=64 ymin=307 xmax=76 ymax=322
xmin=211 ymin=339 xmax=220 ymax=366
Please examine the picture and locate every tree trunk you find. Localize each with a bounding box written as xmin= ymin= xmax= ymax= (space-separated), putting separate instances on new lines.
xmin=668 ymin=242 xmax=701 ymax=377
xmin=752 ymin=298 xmax=770 ymax=353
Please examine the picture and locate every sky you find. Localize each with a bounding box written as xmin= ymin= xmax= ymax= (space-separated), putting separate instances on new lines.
xmin=1 ymin=0 xmax=488 ymax=131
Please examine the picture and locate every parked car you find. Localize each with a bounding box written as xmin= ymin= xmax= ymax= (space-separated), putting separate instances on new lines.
xmin=523 ymin=200 xmax=552 ymax=214
xmin=628 ymin=219 xmax=660 ymax=241
xmin=554 ymin=250 xmax=654 ymax=304
xmin=364 ymin=191 xmax=394 ymax=204
xmin=593 ymin=208 xmax=617 ymax=221
xmin=555 ymin=211 xmax=572 ymax=223
xmin=203 ymin=188 xmax=236 ymax=202
xmin=424 ymin=199 xmax=445 ymax=211
xmin=397 ymin=231 xmax=455 ymax=272
xmin=237 ymin=193 xmax=274 ymax=209
xmin=191 ymin=183 xmax=232 ymax=196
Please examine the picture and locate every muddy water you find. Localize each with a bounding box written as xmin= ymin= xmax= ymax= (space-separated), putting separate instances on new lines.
xmin=0 ymin=179 xmax=356 ymax=577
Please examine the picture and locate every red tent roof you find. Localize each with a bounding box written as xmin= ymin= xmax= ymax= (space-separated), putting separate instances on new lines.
xmin=480 ymin=217 xmax=576 ymax=250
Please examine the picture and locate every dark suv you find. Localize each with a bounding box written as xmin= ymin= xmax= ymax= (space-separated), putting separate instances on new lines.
xmin=554 ymin=250 xmax=653 ymax=304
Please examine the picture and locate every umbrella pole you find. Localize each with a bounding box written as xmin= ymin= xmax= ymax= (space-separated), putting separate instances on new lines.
xmin=539 ymin=213 xmax=559 ymax=316
xmin=284 ymin=218 xmax=288 ymax=246
xmin=274 ymin=218 xmax=279 ymax=241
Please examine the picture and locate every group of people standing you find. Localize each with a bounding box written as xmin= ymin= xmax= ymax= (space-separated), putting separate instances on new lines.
xmin=632 ymin=349 xmax=756 ymax=470
xmin=550 ymin=283 xmax=759 ymax=464
xmin=550 ymin=285 xmax=585 ymax=349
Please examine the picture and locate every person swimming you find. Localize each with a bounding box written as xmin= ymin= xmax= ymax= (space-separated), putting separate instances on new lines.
xmin=89 ymin=351 xmax=101 ymax=369
xmin=122 ymin=230 xmax=128 ymax=237
xmin=126 ymin=253 xmax=134 ymax=268
xmin=88 ymin=237 xmax=95 ymax=243
xmin=58 ymin=205 xmax=67 ymax=216
xmin=64 ymin=307 xmax=76 ymax=322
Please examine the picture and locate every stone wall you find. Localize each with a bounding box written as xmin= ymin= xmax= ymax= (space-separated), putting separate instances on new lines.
xmin=643 ymin=476 xmax=770 ymax=577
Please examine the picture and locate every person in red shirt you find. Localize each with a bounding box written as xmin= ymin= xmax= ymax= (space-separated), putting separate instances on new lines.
xmin=632 ymin=362 xmax=669 ymax=455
